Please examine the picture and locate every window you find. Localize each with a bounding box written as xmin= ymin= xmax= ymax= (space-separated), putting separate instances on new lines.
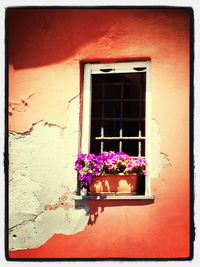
xmin=82 ymin=61 xmax=152 ymax=196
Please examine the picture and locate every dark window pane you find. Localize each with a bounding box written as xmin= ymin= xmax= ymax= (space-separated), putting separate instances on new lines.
xmin=104 ymin=121 xmax=120 ymax=137
xmin=123 ymin=73 xmax=143 ymax=83
xmin=141 ymin=73 xmax=146 ymax=99
xmin=103 ymin=74 xmax=123 ymax=83
xmin=122 ymin=140 xmax=138 ymax=156
xmin=141 ymin=102 xmax=145 ymax=118
xmin=104 ymin=85 xmax=121 ymax=99
xmin=123 ymin=121 xmax=139 ymax=137
xmin=103 ymin=140 xmax=119 ymax=152
xmin=90 ymin=71 xmax=146 ymax=156
xmin=104 ymin=101 xmax=121 ymax=118
xmin=141 ymin=121 xmax=145 ymax=136
xmin=141 ymin=140 xmax=145 ymax=157
xmin=92 ymin=84 xmax=102 ymax=99
xmin=123 ymin=84 xmax=140 ymax=99
xmin=92 ymin=74 xmax=104 ymax=83
xmin=123 ymin=73 xmax=146 ymax=100
xmin=123 ymin=101 xmax=140 ymax=118
xmin=91 ymin=102 xmax=102 ymax=118
xmin=91 ymin=120 xmax=101 ymax=137
xmin=90 ymin=140 xmax=101 ymax=155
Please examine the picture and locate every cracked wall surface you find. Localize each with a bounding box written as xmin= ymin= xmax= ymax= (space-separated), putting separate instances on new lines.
xmin=9 ymin=114 xmax=170 ymax=251
xmin=151 ymin=119 xmax=171 ymax=179
xmin=9 ymin=96 xmax=89 ymax=251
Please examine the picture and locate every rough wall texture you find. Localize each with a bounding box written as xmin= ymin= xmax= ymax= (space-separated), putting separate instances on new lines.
xmin=8 ymin=8 xmax=190 ymax=258
xmin=151 ymin=119 xmax=171 ymax=178
xmin=9 ymin=97 xmax=89 ymax=250
xmin=9 ymin=116 xmax=168 ymax=250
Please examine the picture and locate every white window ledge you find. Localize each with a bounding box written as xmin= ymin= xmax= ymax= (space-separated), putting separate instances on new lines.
xmin=73 ymin=195 xmax=155 ymax=200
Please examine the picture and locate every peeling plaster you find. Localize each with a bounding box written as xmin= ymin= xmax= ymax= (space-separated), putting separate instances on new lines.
xmin=9 ymin=93 xmax=34 ymax=116
xmin=151 ymin=118 xmax=171 ymax=178
xmin=44 ymin=185 xmax=74 ymax=211
xmin=9 ymin=94 xmax=80 ymax=135
xmin=9 ymin=96 xmax=170 ymax=251
xmin=9 ymin=96 xmax=89 ymax=251
xmin=9 ymin=207 xmax=89 ymax=251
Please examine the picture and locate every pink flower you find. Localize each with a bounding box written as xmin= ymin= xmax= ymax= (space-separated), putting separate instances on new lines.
xmin=126 ymin=160 xmax=133 ymax=170
xmin=108 ymin=164 xmax=115 ymax=170
xmin=143 ymin=170 xmax=147 ymax=176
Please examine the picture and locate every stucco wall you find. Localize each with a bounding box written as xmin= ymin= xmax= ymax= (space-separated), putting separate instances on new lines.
xmin=8 ymin=8 xmax=191 ymax=258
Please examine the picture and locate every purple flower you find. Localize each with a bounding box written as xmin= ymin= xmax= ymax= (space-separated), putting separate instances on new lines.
xmin=75 ymin=151 xmax=148 ymax=187
xmin=78 ymin=173 xmax=85 ymax=181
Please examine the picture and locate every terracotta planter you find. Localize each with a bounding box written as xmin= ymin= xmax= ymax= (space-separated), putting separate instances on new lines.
xmin=89 ymin=173 xmax=139 ymax=196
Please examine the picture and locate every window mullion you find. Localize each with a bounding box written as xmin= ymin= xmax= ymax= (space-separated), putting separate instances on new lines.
xmin=119 ymin=79 xmax=123 ymax=152
xmin=100 ymin=79 xmax=105 ymax=152
xmin=138 ymin=73 xmax=143 ymax=157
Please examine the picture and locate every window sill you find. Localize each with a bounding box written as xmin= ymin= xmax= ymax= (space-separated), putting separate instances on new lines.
xmin=73 ymin=195 xmax=155 ymax=200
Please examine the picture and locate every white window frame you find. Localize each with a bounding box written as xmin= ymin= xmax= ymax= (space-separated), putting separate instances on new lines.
xmin=81 ymin=61 xmax=152 ymax=196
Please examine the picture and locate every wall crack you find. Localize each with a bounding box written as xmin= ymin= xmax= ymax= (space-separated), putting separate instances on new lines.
xmin=9 ymin=106 xmax=89 ymax=251
xmin=9 ymin=211 xmax=45 ymax=233
xmin=9 ymin=93 xmax=34 ymax=116
xmin=151 ymin=118 xmax=171 ymax=178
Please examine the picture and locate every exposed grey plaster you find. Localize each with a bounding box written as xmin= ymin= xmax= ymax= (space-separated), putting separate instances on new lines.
xmin=9 ymin=97 xmax=169 ymax=250
xmin=9 ymin=207 xmax=89 ymax=251
xmin=151 ymin=118 xmax=171 ymax=178
xmin=9 ymin=211 xmax=44 ymax=232
xmin=9 ymin=96 xmax=89 ymax=251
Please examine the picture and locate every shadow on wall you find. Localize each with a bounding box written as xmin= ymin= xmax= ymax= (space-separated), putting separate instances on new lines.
xmin=75 ymin=199 xmax=154 ymax=226
xmin=8 ymin=8 xmax=190 ymax=70
xmin=8 ymin=8 xmax=113 ymax=69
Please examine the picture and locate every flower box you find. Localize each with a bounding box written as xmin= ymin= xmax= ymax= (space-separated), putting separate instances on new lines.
xmin=75 ymin=151 xmax=147 ymax=196
xmin=89 ymin=173 xmax=139 ymax=196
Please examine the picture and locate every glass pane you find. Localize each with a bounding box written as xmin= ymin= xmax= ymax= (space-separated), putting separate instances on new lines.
xmin=104 ymin=101 xmax=121 ymax=118
xmin=141 ymin=72 xmax=146 ymax=100
xmin=91 ymin=120 xmax=101 ymax=137
xmin=92 ymin=84 xmax=102 ymax=100
xmin=92 ymin=74 xmax=104 ymax=83
xmin=123 ymin=121 xmax=139 ymax=137
xmin=141 ymin=102 xmax=145 ymax=118
xmin=122 ymin=140 xmax=139 ymax=156
xmin=90 ymin=140 xmax=101 ymax=155
xmin=103 ymin=140 xmax=119 ymax=152
xmin=104 ymin=120 xmax=120 ymax=137
xmin=104 ymin=85 xmax=121 ymax=99
xmin=141 ymin=140 xmax=145 ymax=157
xmin=138 ymin=176 xmax=145 ymax=195
xmin=123 ymin=84 xmax=140 ymax=99
xmin=90 ymin=71 xmax=146 ymax=156
xmin=103 ymin=73 xmax=123 ymax=83
xmin=123 ymin=73 xmax=146 ymax=99
xmin=91 ymin=102 xmax=102 ymax=118
xmin=141 ymin=121 xmax=145 ymax=136
xmin=123 ymin=101 xmax=140 ymax=118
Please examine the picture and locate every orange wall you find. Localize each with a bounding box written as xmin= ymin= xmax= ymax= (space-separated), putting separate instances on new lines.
xmin=8 ymin=8 xmax=191 ymax=258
